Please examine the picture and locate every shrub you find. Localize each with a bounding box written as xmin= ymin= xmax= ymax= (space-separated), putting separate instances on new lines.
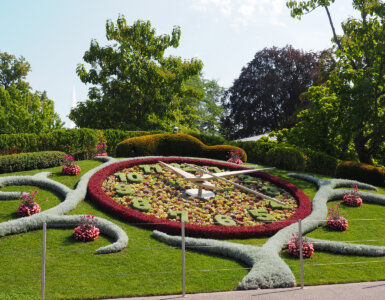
xmin=103 ymin=129 xmax=165 ymax=157
xmin=336 ymin=161 xmax=385 ymax=187
xmin=266 ymin=146 xmax=305 ymax=171
xmin=303 ymin=149 xmax=339 ymax=176
xmin=188 ymin=133 xmax=226 ymax=146
xmin=0 ymin=133 xmax=42 ymax=154
xmin=0 ymin=151 xmax=66 ymax=174
xmin=230 ymin=141 xmax=277 ymax=164
xmin=116 ymin=133 xmax=247 ymax=162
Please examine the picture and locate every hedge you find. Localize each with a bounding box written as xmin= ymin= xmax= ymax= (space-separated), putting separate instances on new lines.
xmin=266 ymin=146 xmax=306 ymax=171
xmin=303 ymin=149 xmax=340 ymax=176
xmin=116 ymin=133 xmax=247 ymax=162
xmin=231 ymin=141 xmax=277 ymax=164
xmin=335 ymin=161 xmax=385 ymax=187
xmin=0 ymin=151 xmax=66 ymax=174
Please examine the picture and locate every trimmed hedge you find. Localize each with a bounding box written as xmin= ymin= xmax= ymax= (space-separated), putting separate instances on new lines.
xmin=116 ymin=133 xmax=247 ymax=162
xmin=231 ymin=141 xmax=277 ymax=164
xmin=266 ymin=146 xmax=306 ymax=171
xmin=303 ymin=149 xmax=339 ymax=176
xmin=336 ymin=161 xmax=385 ymax=187
xmin=0 ymin=133 xmax=42 ymax=155
xmin=0 ymin=151 xmax=66 ymax=173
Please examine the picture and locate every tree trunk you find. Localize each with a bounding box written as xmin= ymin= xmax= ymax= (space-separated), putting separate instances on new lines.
xmin=354 ymin=134 xmax=373 ymax=164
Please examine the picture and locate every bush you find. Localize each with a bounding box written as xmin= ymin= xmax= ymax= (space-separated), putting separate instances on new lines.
xmin=0 ymin=151 xmax=66 ymax=173
xmin=336 ymin=161 xmax=385 ymax=187
xmin=43 ymin=128 xmax=103 ymax=159
xmin=0 ymin=133 xmax=42 ymax=154
xmin=303 ymin=149 xmax=340 ymax=176
xmin=116 ymin=133 xmax=247 ymax=162
xmin=230 ymin=141 xmax=277 ymax=164
xmin=103 ymin=129 xmax=165 ymax=157
xmin=266 ymin=146 xmax=305 ymax=171
xmin=188 ymin=133 xmax=227 ymax=146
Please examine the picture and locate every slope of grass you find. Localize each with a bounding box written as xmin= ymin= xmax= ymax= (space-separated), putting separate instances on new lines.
xmin=0 ymin=160 xmax=384 ymax=299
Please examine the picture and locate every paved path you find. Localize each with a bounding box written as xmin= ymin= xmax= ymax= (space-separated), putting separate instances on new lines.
xmin=106 ymin=281 xmax=385 ymax=300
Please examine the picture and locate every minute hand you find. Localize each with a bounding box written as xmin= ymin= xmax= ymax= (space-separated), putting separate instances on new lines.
xmin=184 ymin=164 xmax=285 ymax=205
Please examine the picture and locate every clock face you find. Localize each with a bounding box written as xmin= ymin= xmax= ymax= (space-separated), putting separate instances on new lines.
xmin=88 ymin=157 xmax=311 ymax=238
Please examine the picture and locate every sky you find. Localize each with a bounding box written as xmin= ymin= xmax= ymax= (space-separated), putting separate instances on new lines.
xmin=0 ymin=0 xmax=358 ymax=127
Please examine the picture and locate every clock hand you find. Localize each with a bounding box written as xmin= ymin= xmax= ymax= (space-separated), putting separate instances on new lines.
xmin=158 ymin=161 xmax=196 ymax=180
xmin=185 ymin=163 xmax=286 ymax=205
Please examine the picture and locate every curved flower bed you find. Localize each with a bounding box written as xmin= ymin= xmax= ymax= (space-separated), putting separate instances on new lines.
xmin=87 ymin=157 xmax=311 ymax=238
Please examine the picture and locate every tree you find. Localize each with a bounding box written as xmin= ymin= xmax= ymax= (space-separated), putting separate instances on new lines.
xmin=0 ymin=51 xmax=63 ymax=134
xmin=220 ymin=46 xmax=320 ymax=140
xmin=286 ymin=0 xmax=385 ymax=163
xmin=181 ymin=75 xmax=225 ymax=135
xmin=0 ymin=52 xmax=30 ymax=90
xmin=70 ymin=17 xmax=203 ymax=131
xmin=273 ymin=86 xmax=356 ymax=160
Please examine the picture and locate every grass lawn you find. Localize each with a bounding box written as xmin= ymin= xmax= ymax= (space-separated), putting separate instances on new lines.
xmin=0 ymin=160 xmax=384 ymax=299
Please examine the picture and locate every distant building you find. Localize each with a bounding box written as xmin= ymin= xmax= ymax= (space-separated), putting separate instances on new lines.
xmin=234 ymin=133 xmax=276 ymax=142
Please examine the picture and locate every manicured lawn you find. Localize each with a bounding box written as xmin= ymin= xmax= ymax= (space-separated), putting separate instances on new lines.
xmin=0 ymin=160 xmax=384 ymax=299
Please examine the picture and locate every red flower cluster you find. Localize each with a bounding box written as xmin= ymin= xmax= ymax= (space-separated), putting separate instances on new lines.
xmin=327 ymin=203 xmax=348 ymax=231
xmin=327 ymin=216 xmax=348 ymax=231
xmin=17 ymin=202 xmax=41 ymax=217
xmin=227 ymin=150 xmax=243 ymax=165
xmin=87 ymin=157 xmax=311 ymax=239
xmin=288 ymin=234 xmax=314 ymax=258
xmin=62 ymin=164 xmax=81 ymax=176
xmin=17 ymin=190 xmax=47 ymax=217
xmin=343 ymin=185 xmax=362 ymax=207
xmin=73 ymin=215 xmax=100 ymax=242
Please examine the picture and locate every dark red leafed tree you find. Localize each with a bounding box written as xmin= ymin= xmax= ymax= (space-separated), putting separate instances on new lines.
xmin=221 ymin=45 xmax=320 ymax=139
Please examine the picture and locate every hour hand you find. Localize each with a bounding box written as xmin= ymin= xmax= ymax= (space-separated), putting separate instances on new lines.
xmin=158 ymin=161 xmax=196 ymax=180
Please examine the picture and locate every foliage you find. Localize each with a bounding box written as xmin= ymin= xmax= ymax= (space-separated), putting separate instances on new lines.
xmin=71 ymin=16 xmax=203 ymax=131
xmin=0 ymin=151 xmax=65 ymax=173
xmin=116 ymin=133 xmax=247 ymax=162
xmin=182 ymin=75 xmax=225 ymax=134
xmin=221 ymin=45 xmax=320 ymax=139
xmin=230 ymin=140 xmax=277 ymax=165
xmin=266 ymin=146 xmax=306 ymax=171
xmin=336 ymin=161 xmax=385 ymax=187
xmin=302 ymin=148 xmax=340 ymax=176
xmin=286 ymin=0 xmax=385 ymax=164
xmin=272 ymin=86 xmax=356 ymax=160
xmin=0 ymin=51 xmax=63 ymax=134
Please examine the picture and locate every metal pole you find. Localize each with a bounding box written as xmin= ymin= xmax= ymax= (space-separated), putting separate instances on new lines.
xmin=41 ymin=222 xmax=47 ymax=300
xmin=181 ymin=220 xmax=186 ymax=297
xmin=298 ymin=219 xmax=304 ymax=289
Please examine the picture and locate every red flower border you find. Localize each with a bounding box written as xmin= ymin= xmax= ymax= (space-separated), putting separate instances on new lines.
xmin=87 ymin=157 xmax=311 ymax=239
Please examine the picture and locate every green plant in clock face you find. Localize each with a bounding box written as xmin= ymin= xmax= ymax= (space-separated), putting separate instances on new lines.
xmin=101 ymin=162 xmax=298 ymax=227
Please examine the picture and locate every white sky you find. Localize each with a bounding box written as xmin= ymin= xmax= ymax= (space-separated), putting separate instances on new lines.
xmin=0 ymin=0 xmax=358 ymax=127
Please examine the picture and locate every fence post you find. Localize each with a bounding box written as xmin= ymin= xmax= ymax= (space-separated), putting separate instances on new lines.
xmin=298 ymin=219 xmax=304 ymax=289
xmin=181 ymin=220 xmax=186 ymax=297
xmin=41 ymin=222 xmax=47 ymax=300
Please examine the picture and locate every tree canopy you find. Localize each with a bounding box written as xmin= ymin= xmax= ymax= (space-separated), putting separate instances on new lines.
xmin=0 ymin=51 xmax=63 ymax=134
xmin=286 ymin=0 xmax=385 ymax=163
xmin=70 ymin=16 xmax=203 ymax=131
xmin=220 ymin=45 xmax=320 ymax=140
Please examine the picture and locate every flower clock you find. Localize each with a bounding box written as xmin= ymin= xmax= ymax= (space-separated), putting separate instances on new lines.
xmin=87 ymin=157 xmax=311 ymax=238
